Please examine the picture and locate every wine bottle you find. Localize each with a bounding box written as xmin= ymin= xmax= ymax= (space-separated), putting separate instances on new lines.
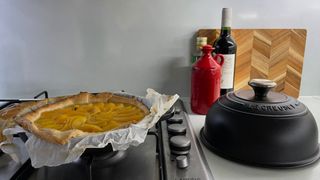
xmin=191 ymin=37 xmax=207 ymax=64
xmin=213 ymin=8 xmax=237 ymax=95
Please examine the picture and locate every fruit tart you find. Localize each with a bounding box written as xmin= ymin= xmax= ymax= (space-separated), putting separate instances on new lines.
xmin=14 ymin=92 xmax=149 ymax=145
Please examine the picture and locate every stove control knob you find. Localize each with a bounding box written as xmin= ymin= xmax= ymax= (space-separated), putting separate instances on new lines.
xmin=168 ymin=124 xmax=186 ymax=136
xmin=169 ymin=136 xmax=191 ymax=155
xmin=167 ymin=118 xmax=183 ymax=124
xmin=176 ymin=155 xmax=189 ymax=169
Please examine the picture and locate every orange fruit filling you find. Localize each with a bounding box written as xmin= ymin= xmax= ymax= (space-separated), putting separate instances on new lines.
xmin=35 ymin=102 xmax=145 ymax=132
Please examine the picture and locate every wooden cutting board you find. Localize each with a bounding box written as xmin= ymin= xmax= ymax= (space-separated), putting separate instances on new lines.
xmin=197 ymin=29 xmax=307 ymax=98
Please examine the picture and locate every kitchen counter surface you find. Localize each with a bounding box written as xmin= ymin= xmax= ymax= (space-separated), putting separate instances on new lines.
xmin=183 ymin=96 xmax=320 ymax=180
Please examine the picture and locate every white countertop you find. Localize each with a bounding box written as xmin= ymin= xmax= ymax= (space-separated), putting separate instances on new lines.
xmin=182 ymin=96 xmax=320 ymax=180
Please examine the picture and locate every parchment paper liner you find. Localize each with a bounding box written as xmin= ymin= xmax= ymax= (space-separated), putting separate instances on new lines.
xmin=0 ymin=89 xmax=179 ymax=168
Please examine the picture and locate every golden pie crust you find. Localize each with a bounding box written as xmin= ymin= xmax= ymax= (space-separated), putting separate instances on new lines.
xmin=0 ymin=97 xmax=66 ymax=143
xmin=14 ymin=92 xmax=149 ymax=145
xmin=0 ymin=102 xmax=38 ymax=142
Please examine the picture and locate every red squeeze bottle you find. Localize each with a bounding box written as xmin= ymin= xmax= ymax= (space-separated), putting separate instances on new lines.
xmin=191 ymin=45 xmax=224 ymax=115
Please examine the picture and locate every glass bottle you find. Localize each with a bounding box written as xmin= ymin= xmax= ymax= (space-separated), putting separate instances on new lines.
xmin=213 ymin=8 xmax=237 ymax=95
xmin=191 ymin=37 xmax=207 ymax=64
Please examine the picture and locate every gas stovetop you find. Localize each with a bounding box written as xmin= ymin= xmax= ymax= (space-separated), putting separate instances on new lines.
xmin=0 ymin=92 xmax=213 ymax=180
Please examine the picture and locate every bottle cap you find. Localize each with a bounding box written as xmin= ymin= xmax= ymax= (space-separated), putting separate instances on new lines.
xmin=196 ymin=37 xmax=207 ymax=43
xmin=196 ymin=37 xmax=207 ymax=50
xmin=221 ymin=8 xmax=232 ymax=27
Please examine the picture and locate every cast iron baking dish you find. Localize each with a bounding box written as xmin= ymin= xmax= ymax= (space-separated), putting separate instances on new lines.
xmin=200 ymin=79 xmax=320 ymax=168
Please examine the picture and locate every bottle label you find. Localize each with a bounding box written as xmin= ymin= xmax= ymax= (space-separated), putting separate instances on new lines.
xmin=221 ymin=54 xmax=235 ymax=89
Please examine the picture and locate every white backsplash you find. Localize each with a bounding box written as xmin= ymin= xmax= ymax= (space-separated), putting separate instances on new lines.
xmin=0 ymin=0 xmax=319 ymax=98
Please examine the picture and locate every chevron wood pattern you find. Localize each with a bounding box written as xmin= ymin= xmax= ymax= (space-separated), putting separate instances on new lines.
xmin=197 ymin=29 xmax=307 ymax=98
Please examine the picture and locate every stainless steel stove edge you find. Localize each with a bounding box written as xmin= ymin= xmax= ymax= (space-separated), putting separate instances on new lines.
xmin=161 ymin=100 xmax=214 ymax=180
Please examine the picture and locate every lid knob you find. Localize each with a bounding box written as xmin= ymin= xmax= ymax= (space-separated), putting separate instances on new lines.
xmin=248 ymin=79 xmax=277 ymax=99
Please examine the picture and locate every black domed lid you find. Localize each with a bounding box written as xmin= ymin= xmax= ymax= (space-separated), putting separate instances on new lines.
xmin=219 ymin=79 xmax=307 ymax=117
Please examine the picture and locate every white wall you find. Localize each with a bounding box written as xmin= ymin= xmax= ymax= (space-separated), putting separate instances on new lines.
xmin=0 ymin=0 xmax=319 ymax=98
